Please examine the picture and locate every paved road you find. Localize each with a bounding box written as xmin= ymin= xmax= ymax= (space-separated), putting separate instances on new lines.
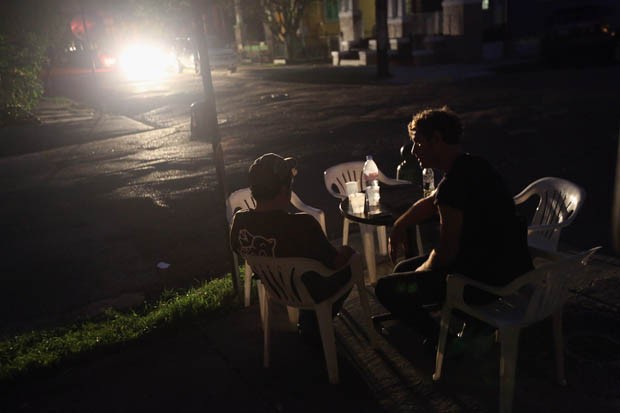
xmin=1 ymin=62 xmax=619 ymax=332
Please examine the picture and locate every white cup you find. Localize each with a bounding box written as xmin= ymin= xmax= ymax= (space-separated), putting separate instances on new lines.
xmin=345 ymin=181 xmax=359 ymax=196
xmin=366 ymin=185 xmax=380 ymax=207
xmin=348 ymin=192 xmax=365 ymax=214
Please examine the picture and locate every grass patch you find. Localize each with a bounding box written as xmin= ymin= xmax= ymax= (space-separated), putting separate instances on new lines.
xmin=0 ymin=275 xmax=241 ymax=383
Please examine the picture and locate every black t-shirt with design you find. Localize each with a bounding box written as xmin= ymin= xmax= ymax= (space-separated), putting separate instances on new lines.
xmin=230 ymin=209 xmax=350 ymax=302
xmin=435 ymin=153 xmax=533 ymax=286
xmin=230 ymin=210 xmax=337 ymax=264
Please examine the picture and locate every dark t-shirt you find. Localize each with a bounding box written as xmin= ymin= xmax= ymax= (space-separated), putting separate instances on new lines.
xmin=435 ymin=153 xmax=533 ymax=286
xmin=230 ymin=209 xmax=350 ymax=302
xmin=230 ymin=210 xmax=337 ymax=264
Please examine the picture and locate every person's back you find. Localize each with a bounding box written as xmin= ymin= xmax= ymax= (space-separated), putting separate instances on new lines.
xmin=229 ymin=153 xmax=355 ymax=330
xmin=230 ymin=209 xmax=336 ymax=265
xmin=436 ymin=153 xmax=532 ymax=286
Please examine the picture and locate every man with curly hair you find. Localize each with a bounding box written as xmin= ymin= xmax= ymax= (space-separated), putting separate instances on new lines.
xmin=376 ymin=107 xmax=533 ymax=347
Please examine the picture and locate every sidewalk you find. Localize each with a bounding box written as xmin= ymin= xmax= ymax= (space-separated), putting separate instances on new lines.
xmin=4 ymin=245 xmax=619 ymax=413
xmin=0 ymin=98 xmax=153 ymax=158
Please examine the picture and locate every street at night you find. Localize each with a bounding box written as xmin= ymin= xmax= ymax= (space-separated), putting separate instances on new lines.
xmin=3 ymin=63 xmax=619 ymax=329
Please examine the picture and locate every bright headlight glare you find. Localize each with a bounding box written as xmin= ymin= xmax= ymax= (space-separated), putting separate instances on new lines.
xmin=118 ymin=44 xmax=175 ymax=80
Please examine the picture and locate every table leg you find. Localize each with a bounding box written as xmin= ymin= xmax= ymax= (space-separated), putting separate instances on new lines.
xmin=377 ymin=226 xmax=388 ymax=256
xmin=360 ymin=223 xmax=377 ymax=284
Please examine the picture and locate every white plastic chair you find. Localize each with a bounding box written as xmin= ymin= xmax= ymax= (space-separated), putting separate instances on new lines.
xmin=324 ymin=161 xmax=409 ymax=281
xmin=226 ymin=187 xmax=327 ymax=307
xmin=433 ymin=247 xmax=600 ymax=413
xmin=245 ymin=252 xmax=379 ymax=384
xmin=513 ymin=177 xmax=585 ymax=252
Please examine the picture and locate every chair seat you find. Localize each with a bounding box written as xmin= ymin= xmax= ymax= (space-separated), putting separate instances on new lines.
xmin=474 ymin=293 xmax=531 ymax=328
xmin=245 ymin=253 xmax=379 ymax=384
xmin=433 ymin=247 xmax=600 ymax=413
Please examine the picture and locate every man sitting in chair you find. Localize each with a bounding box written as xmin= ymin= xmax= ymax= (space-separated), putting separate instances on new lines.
xmin=377 ymin=107 xmax=533 ymax=348
xmin=230 ymin=153 xmax=356 ymax=336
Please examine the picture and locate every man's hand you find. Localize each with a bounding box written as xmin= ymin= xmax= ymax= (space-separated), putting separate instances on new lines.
xmin=388 ymin=196 xmax=438 ymax=263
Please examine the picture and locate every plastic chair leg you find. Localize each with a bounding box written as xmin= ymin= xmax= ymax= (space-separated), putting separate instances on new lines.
xmin=499 ymin=327 xmax=520 ymax=413
xmin=287 ymin=307 xmax=299 ymax=328
xmin=257 ymin=280 xmax=266 ymax=327
xmin=552 ymin=309 xmax=567 ymax=386
xmin=342 ymin=218 xmax=350 ymax=246
xmin=433 ymin=306 xmax=451 ymax=381
xmin=377 ymin=226 xmax=388 ymax=256
xmin=263 ymin=296 xmax=271 ymax=368
xmin=244 ymin=261 xmax=252 ymax=307
xmin=356 ymin=277 xmax=379 ymax=348
xmin=360 ymin=223 xmax=377 ymax=284
xmin=232 ymin=252 xmax=243 ymax=304
xmin=316 ymin=304 xmax=339 ymax=384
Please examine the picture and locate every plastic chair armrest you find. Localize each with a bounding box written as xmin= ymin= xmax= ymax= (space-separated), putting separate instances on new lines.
xmin=380 ymin=177 xmax=411 ymax=186
xmin=527 ymin=222 xmax=569 ymax=234
xmin=447 ymin=273 xmax=508 ymax=296
xmin=528 ymin=246 xmax=570 ymax=261
xmin=513 ymin=186 xmax=538 ymax=205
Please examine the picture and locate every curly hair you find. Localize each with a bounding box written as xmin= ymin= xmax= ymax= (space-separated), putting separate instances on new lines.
xmin=408 ymin=106 xmax=463 ymax=144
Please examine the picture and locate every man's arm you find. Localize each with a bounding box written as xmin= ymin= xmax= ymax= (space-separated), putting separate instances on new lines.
xmin=301 ymin=215 xmax=356 ymax=270
xmin=415 ymin=203 xmax=463 ymax=271
xmin=389 ymin=195 xmax=438 ymax=262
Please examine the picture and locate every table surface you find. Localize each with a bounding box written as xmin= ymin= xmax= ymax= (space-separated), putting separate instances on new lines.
xmin=339 ymin=184 xmax=420 ymax=226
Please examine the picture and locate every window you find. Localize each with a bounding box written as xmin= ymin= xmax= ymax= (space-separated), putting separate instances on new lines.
xmin=482 ymin=0 xmax=490 ymax=10
xmin=325 ymin=0 xmax=338 ymax=21
xmin=391 ymin=0 xmax=399 ymax=17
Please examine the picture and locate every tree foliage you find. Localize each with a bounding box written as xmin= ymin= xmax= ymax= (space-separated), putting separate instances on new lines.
xmin=0 ymin=34 xmax=46 ymax=114
xmin=260 ymin=0 xmax=314 ymax=60
xmin=0 ymin=0 xmax=68 ymax=115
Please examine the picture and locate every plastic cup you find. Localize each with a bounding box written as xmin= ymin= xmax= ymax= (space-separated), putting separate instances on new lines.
xmin=366 ymin=185 xmax=380 ymax=207
xmin=345 ymin=181 xmax=359 ymax=196
xmin=348 ymin=193 xmax=365 ymax=214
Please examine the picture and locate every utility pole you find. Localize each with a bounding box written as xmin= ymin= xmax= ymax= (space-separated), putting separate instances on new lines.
xmin=79 ymin=0 xmax=96 ymax=77
xmin=191 ymin=0 xmax=241 ymax=300
xmin=233 ymin=0 xmax=245 ymax=53
xmin=375 ymin=0 xmax=390 ymax=78
xmin=614 ymin=127 xmax=620 ymax=253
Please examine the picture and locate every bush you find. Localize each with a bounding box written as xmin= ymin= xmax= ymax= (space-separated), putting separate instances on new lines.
xmin=0 ymin=32 xmax=46 ymax=114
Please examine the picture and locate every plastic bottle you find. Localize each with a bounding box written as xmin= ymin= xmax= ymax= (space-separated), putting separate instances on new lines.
xmin=422 ymin=168 xmax=435 ymax=197
xmin=363 ymin=155 xmax=379 ymax=188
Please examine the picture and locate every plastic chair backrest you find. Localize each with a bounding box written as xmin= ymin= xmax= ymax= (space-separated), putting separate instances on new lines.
xmin=324 ymin=161 xmax=364 ymax=199
xmin=515 ymin=249 xmax=596 ymax=323
xmin=227 ymin=188 xmax=326 ymax=234
xmin=226 ymin=188 xmax=256 ymax=224
xmin=513 ymin=177 xmax=585 ymax=251
xmin=324 ymin=161 xmax=406 ymax=200
xmin=245 ymin=256 xmax=349 ymax=308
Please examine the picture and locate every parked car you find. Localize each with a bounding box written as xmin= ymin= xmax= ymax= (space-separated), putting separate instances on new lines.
xmin=542 ymin=4 xmax=619 ymax=64
xmin=174 ymin=37 xmax=237 ymax=74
